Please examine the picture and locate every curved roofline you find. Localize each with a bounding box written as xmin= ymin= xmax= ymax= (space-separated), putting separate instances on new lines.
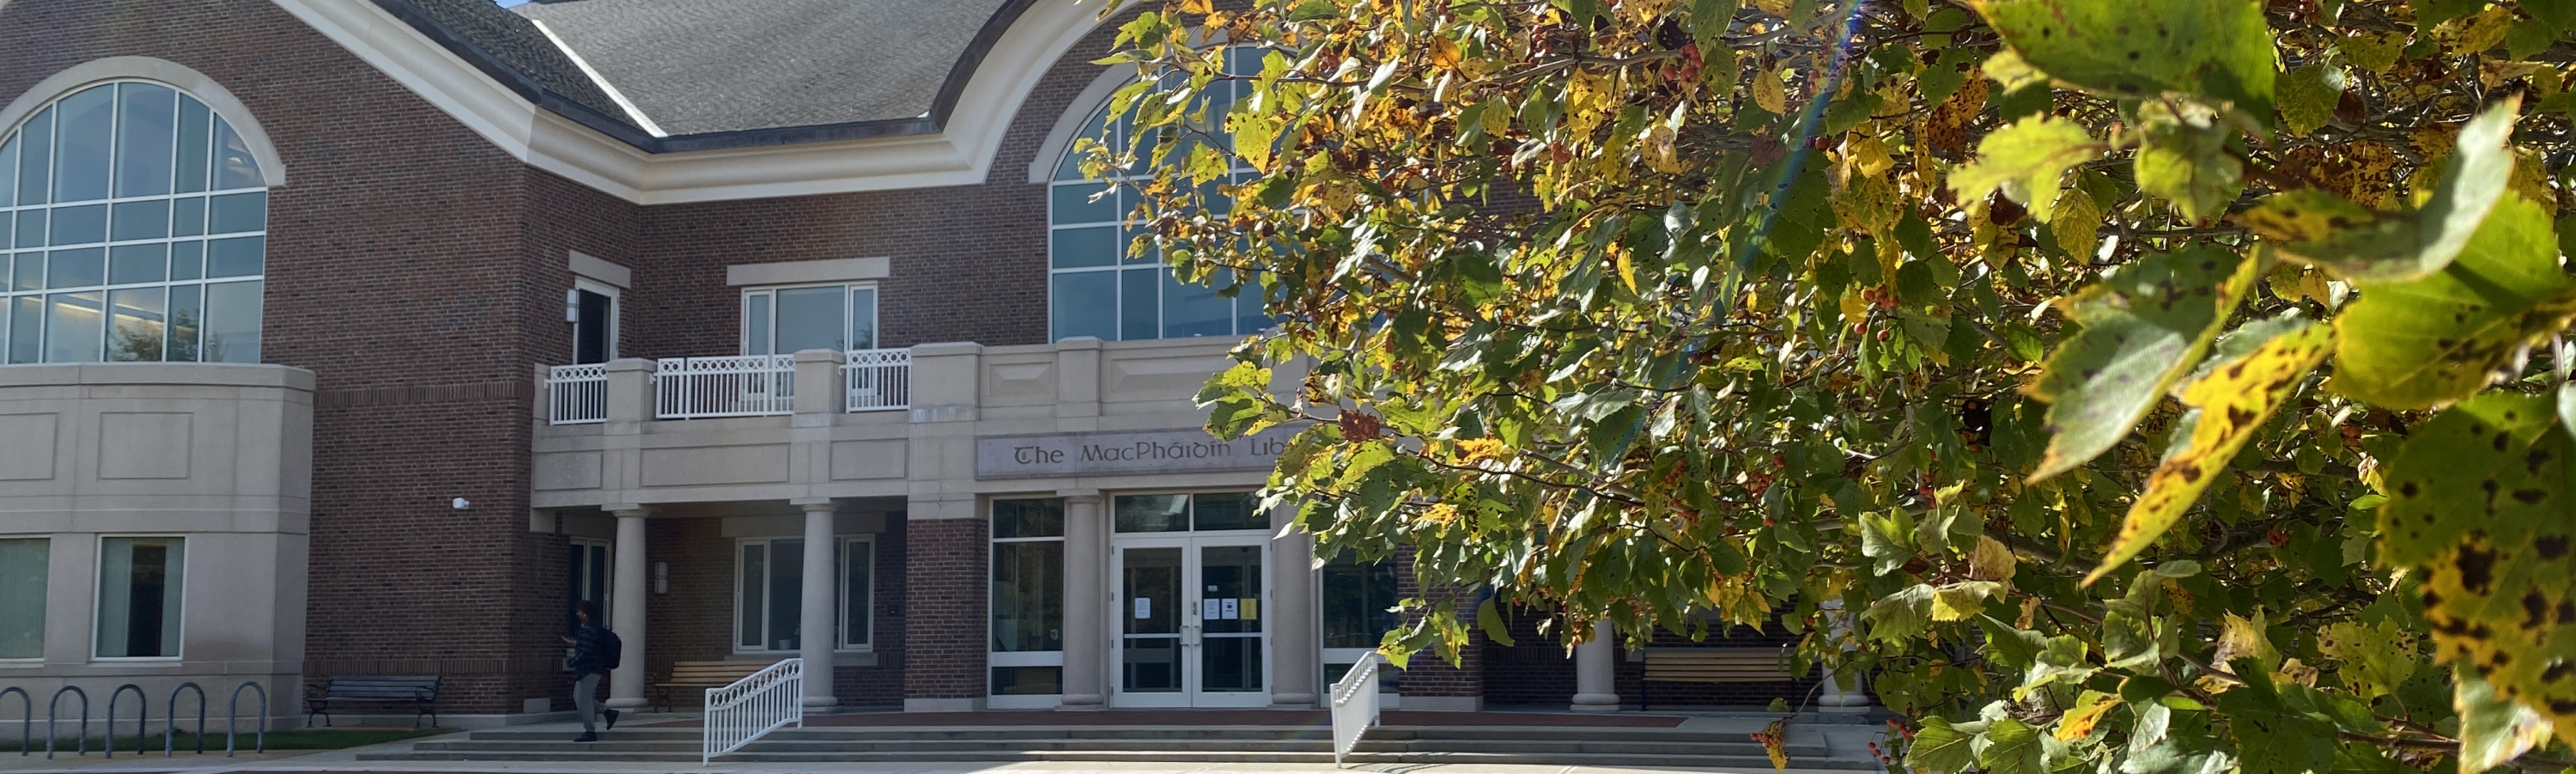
xmin=0 ymin=57 xmax=291 ymax=188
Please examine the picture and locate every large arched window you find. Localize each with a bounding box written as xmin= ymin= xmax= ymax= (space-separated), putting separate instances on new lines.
xmin=0 ymin=81 xmax=266 ymax=364
xmin=1048 ymin=48 xmax=1273 ymax=342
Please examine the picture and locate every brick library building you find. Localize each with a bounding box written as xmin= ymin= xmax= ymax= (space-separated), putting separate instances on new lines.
xmin=0 ymin=0 xmax=1827 ymax=726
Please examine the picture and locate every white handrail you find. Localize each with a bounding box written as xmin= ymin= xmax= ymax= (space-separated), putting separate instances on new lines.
xmin=657 ymin=355 xmax=795 ymax=419
xmin=1328 ymin=653 xmax=1383 ymax=766
xmin=544 ymin=364 xmax=607 ymax=424
xmin=842 ymin=348 xmax=912 ymax=412
xmin=702 ymin=656 xmax=801 ymax=763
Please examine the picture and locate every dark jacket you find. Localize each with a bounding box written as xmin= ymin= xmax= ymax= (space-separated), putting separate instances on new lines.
xmin=568 ymin=623 xmax=613 ymax=677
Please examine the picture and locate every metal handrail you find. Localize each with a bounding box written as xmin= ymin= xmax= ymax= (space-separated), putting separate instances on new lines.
xmin=546 ymin=363 xmax=609 ymax=424
xmin=701 ymin=656 xmax=801 ymax=762
xmin=1328 ymin=653 xmax=1384 ymax=766
xmin=46 ymin=686 xmax=87 ymax=759
xmin=167 ymin=682 xmax=206 ymax=755
xmin=842 ymin=348 xmax=912 ymax=412
xmin=105 ymin=685 xmax=145 ymax=759
xmin=228 ymin=681 xmax=267 ymax=756
xmin=2 ymin=687 xmax=27 ymax=756
xmin=657 ymin=355 xmax=795 ymax=419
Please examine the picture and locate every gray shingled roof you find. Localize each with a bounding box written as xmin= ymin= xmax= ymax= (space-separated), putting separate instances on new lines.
xmin=379 ymin=0 xmax=632 ymax=126
xmin=512 ymin=0 xmax=1019 ymax=137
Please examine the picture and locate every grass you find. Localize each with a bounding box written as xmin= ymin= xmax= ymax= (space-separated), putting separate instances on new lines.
xmin=0 ymin=726 xmax=448 ymax=753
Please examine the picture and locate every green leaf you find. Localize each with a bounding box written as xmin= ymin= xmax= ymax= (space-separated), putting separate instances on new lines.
xmin=1860 ymin=509 xmax=1918 ymax=576
xmin=2453 ymin=664 xmax=2557 ymax=773
xmin=2277 ymin=64 xmax=2341 ymax=136
xmin=2029 ymin=246 xmax=2257 ymax=480
xmin=1907 ymin=716 xmax=1979 ymax=771
xmin=1473 ymin=596 xmax=1518 ymax=648
xmin=1971 ymin=0 xmax=2275 ymax=116
xmin=2133 ymin=102 xmax=2244 ymax=222
xmin=2087 ymin=323 xmax=2333 ymax=584
xmin=2377 ymin=392 xmax=2576 ymax=741
xmin=1690 ymin=0 xmax=1740 ymax=48
xmin=1863 ymin=584 xmax=1935 ymax=641
xmin=1949 ymin=115 xmax=2102 ymax=222
xmin=1932 ymin=581 xmax=2004 ymax=621
xmin=2240 ymin=98 xmax=2522 ymax=282
xmin=1977 ymin=717 xmax=2048 ymax=774
xmin=2332 ymin=195 xmax=2576 ymax=409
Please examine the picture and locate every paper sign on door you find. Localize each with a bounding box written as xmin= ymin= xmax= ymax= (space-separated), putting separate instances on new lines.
xmin=1201 ymin=599 xmax=1221 ymax=620
xmin=1134 ymin=597 xmax=1151 ymax=619
xmin=1241 ymin=599 xmax=1259 ymax=620
xmin=1220 ymin=598 xmax=1240 ymax=619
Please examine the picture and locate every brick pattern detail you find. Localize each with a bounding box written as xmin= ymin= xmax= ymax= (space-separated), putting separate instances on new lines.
xmin=902 ymin=517 xmax=988 ymax=700
xmin=1390 ymin=550 xmax=1482 ymax=698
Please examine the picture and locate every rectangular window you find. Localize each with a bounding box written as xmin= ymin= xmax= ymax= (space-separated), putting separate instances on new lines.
xmin=740 ymin=283 xmax=879 ymax=355
xmin=991 ymin=498 xmax=1064 ymax=653
xmin=567 ymin=538 xmax=610 ymax=635
xmin=1112 ymin=491 xmax=1269 ymax=533
xmin=96 ymin=537 xmax=182 ymax=658
xmin=0 ymin=538 xmax=46 ymax=659
xmin=732 ymin=536 xmax=871 ymax=652
xmin=1321 ymin=556 xmax=1399 ymax=649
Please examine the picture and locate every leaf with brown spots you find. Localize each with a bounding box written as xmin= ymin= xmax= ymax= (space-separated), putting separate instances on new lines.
xmin=2236 ymin=98 xmax=2521 ymax=283
xmin=2027 ymin=246 xmax=2258 ymax=481
xmin=2086 ymin=322 xmax=2333 ymax=584
xmin=2333 ymin=195 xmax=2576 ymax=409
xmin=1969 ymin=0 xmax=2275 ymax=119
xmin=2378 ymin=392 xmax=2576 ymax=741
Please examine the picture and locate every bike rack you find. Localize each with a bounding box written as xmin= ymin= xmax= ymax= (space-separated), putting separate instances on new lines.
xmin=227 ymin=681 xmax=267 ymax=756
xmin=46 ymin=686 xmax=87 ymax=759
xmin=105 ymin=685 xmax=146 ymax=759
xmin=167 ymin=682 xmax=205 ymax=756
xmin=1 ymin=687 xmax=27 ymax=756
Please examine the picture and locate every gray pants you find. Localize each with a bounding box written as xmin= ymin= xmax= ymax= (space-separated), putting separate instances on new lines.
xmin=574 ymin=673 xmax=603 ymax=732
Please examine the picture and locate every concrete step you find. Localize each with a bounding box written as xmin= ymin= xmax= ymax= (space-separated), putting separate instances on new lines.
xmin=414 ymin=737 xmax=1826 ymax=758
xmin=360 ymin=748 xmax=1881 ymax=769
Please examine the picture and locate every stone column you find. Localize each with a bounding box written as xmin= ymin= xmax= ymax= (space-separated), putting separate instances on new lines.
xmin=1571 ymin=619 xmax=1619 ymax=711
xmin=1267 ymin=526 xmax=1319 ymax=707
xmin=606 ymin=507 xmax=650 ymax=709
xmin=790 ymin=350 xmax=847 ymax=416
xmin=799 ymin=499 xmax=840 ymax=709
xmin=1058 ymin=491 xmax=1106 ymax=709
xmin=604 ymin=358 xmax=653 ymax=423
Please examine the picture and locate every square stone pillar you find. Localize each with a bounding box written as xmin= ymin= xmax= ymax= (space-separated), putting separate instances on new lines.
xmin=603 ymin=358 xmax=653 ymax=424
xmin=1057 ymin=491 xmax=1106 ymax=708
xmin=791 ymin=350 xmax=847 ymax=416
xmin=606 ymin=506 xmax=650 ymax=709
xmin=1054 ymin=337 xmax=1102 ymax=420
xmin=1267 ymin=525 xmax=1319 ymax=707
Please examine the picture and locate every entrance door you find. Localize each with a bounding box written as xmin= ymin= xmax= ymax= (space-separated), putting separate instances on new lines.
xmin=1113 ymin=536 xmax=1268 ymax=707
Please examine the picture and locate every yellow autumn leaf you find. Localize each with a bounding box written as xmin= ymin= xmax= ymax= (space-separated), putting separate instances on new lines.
xmin=2050 ymin=187 xmax=2101 ymax=259
xmin=2085 ymin=323 xmax=2336 ymax=584
xmin=1429 ymin=36 xmax=1461 ymax=71
xmin=2055 ymin=690 xmax=2121 ymax=740
xmin=1179 ymin=0 xmax=1212 ymax=13
xmin=1971 ymin=535 xmax=2019 ymax=582
xmin=2215 ymin=611 xmax=2281 ymax=673
xmin=1753 ymin=67 xmax=1789 ymax=114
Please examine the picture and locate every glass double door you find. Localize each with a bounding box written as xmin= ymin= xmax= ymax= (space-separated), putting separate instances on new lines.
xmin=1113 ymin=535 xmax=1267 ymax=707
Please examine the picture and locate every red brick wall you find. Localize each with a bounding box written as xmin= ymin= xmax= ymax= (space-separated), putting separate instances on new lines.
xmin=1391 ymin=551 xmax=1483 ymax=698
xmin=638 ymin=515 xmax=908 ymax=709
xmin=901 ymin=517 xmax=988 ymax=701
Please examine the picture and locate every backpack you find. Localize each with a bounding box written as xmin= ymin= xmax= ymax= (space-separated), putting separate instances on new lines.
xmin=599 ymin=628 xmax=623 ymax=671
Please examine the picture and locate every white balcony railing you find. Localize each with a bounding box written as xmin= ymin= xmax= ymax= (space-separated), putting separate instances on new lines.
xmin=702 ymin=657 xmax=801 ymax=762
xmin=655 ymin=355 xmax=795 ymax=419
xmin=843 ymin=348 xmax=911 ymax=412
xmin=545 ymin=364 xmax=608 ymax=424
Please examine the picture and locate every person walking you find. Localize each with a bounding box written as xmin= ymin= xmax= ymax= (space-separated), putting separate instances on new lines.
xmin=563 ymin=600 xmax=622 ymax=742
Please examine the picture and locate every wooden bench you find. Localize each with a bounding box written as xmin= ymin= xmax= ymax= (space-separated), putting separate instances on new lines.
xmin=1639 ymin=649 xmax=1797 ymax=710
xmin=305 ymin=675 xmax=441 ymax=728
xmin=653 ymin=661 xmax=775 ymax=712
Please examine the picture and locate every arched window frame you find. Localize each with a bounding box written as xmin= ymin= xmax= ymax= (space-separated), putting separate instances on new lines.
xmin=1046 ymin=47 xmax=1275 ymax=343
xmin=0 ymin=76 xmax=270 ymax=364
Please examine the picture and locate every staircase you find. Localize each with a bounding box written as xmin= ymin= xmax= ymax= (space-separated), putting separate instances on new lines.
xmin=363 ymin=723 xmax=1879 ymax=768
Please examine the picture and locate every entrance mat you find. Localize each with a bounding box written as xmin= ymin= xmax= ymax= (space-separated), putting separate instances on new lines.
xmin=647 ymin=710 xmax=1685 ymax=728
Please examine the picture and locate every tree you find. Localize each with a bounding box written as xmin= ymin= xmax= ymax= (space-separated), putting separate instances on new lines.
xmin=1092 ymin=0 xmax=2576 ymax=771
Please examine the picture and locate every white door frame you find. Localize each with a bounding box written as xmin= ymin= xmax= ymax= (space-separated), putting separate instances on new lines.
xmin=1109 ymin=532 xmax=1272 ymax=708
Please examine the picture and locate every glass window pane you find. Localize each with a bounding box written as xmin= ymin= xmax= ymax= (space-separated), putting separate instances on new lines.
xmin=766 ymin=539 xmax=802 ymax=651
xmin=992 ymin=498 xmax=1064 ymax=539
xmin=1121 ymin=224 xmax=1157 ymax=265
xmin=841 ymin=539 xmax=872 ymax=648
xmin=0 ymin=215 xmax=9 ymax=249
xmin=1113 ymin=494 xmax=1188 ymax=533
xmin=0 ymin=136 xmax=16 ymax=209
xmin=166 ymin=283 xmax=199 ymax=362
xmin=737 ymin=544 xmax=765 ymax=649
xmin=14 ymin=210 xmax=42 ymax=249
xmin=208 ymin=192 xmax=264 ymax=235
xmin=1050 ymin=225 xmax=1117 ymax=269
xmin=10 ymin=253 xmax=35 ymax=291
xmin=773 ymin=286 xmax=844 ymax=354
xmin=0 ymin=538 xmax=46 ymax=659
xmin=49 ymin=204 xmax=105 ymax=246
xmin=8 ymin=296 xmax=40 ymax=363
xmin=991 ymin=666 xmax=1062 ymax=695
xmin=172 ymin=196 xmax=204 ymax=237
xmin=46 ymin=290 xmax=104 ymax=362
xmin=115 ymin=83 xmax=176 ymax=198
xmin=1235 ymin=270 xmax=1275 ymax=335
xmin=109 ymin=243 xmax=166 ymax=284
xmin=1049 ymin=183 xmax=1115 ymax=224
xmin=742 ymin=292 xmax=772 ymax=354
xmin=53 ymin=86 xmax=112 ymax=204
xmin=175 ymin=98 xmax=210 ymax=194
xmin=1321 ymin=557 xmax=1400 ymax=649
xmin=849 ymin=287 xmax=877 ymax=350
xmin=107 ymin=286 xmax=167 ymax=362
xmin=1191 ymin=491 xmax=1265 ymax=531
xmin=1163 ymin=266 xmax=1233 ymax=338
xmin=95 ymin=537 xmax=183 ymax=658
xmin=213 ymin=117 xmax=260 ymax=191
xmin=49 ymin=247 xmax=102 ymax=289
xmin=15 ymin=107 xmax=50 ymax=205
xmin=206 ymin=235 xmax=261 ymax=277
xmin=1120 ymin=267 xmax=1159 ymax=341
xmin=1120 ymin=546 xmax=1182 ymax=692
xmin=111 ymin=199 xmax=170 ymax=241
xmin=202 ymin=279 xmax=258 ymax=363
xmin=991 ymin=540 xmax=1063 ymax=652
xmin=169 ymin=241 xmax=202 ymax=281
xmin=1051 ymin=271 xmax=1116 ymax=342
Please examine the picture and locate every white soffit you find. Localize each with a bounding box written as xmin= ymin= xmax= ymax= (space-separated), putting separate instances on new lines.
xmin=261 ymin=0 xmax=1121 ymax=204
